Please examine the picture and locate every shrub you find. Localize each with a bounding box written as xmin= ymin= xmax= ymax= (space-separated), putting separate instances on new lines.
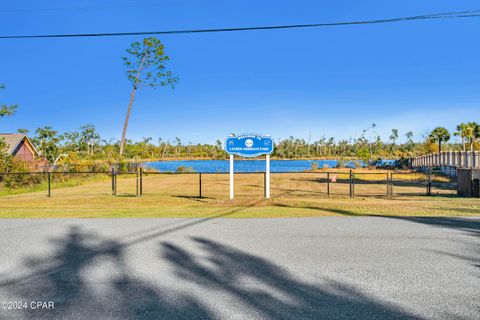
xmin=118 ymin=162 xmax=128 ymax=173
xmin=336 ymin=159 xmax=347 ymax=168
xmin=356 ymin=147 xmax=370 ymax=164
xmin=0 ymin=158 xmax=43 ymax=188
xmin=351 ymin=160 xmax=363 ymax=168
xmin=176 ymin=166 xmax=195 ymax=173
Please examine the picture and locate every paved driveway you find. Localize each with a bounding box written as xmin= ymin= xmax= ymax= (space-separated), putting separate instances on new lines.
xmin=0 ymin=216 xmax=478 ymax=319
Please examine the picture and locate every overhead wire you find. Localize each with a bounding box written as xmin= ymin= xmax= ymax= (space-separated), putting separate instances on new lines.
xmin=0 ymin=10 xmax=479 ymax=40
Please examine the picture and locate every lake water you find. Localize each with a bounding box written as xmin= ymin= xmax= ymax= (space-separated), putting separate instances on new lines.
xmin=144 ymin=159 xmax=397 ymax=173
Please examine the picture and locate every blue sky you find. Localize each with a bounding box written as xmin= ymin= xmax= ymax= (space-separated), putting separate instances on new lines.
xmin=1 ymin=0 xmax=479 ymax=144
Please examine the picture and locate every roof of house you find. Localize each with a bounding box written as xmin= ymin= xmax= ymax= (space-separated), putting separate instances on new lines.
xmin=0 ymin=134 xmax=39 ymax=156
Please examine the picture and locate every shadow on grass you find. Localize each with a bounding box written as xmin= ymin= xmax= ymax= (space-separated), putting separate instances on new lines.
xmin=273 ymin=203 xmax=361 ymax=216
xmin=246 ymin=183 xmax=351 ymax=197
xmin=172 ymin=195 xmax=213 ymax=203
xmin=391 ymin=193 xmax=460 ymax=199
xmin=444 ymin=207 xmax=480 ymax=214
xmin=114 ymin=194 xmax=139 ymax=198
xmin=293 ymin=175 xmax=457 ymax=193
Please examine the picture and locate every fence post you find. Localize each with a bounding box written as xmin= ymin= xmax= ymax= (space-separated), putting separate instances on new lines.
xmin=389 ymin=172 xmax=393 ymax=197
xmin=427 ymin=169 xmax=432 ymax=196
xmin=327 ymin=172 xmax=330 ymax=198
xmin=111 ymin=167 xmax=115 ymax=196
xmin=349 ymin=170 xmax=353 ymax=198
xmin=140 ymin=167 xmax=143 ymax=196
xmin=352 ymin=171 xmax=355 ymax=197
xmin=386 ymin=172 xmax=389 ymax=196
xmin=264 ymin=172 xmax=266 ymax=198
xmin=426 ymin=171 xmax=429 ymax=195
xmin=391 ymin=172 xmax=394 ymax=196
xmin=348 ymin=171 xmax=351 ymax=197
xmin=199 ymin=173 xmax=202 ymax=198
xmin=47 ymin=172 xmax=51 ymax=197
xmin=136 ymin=167 xmax=139 ymax=197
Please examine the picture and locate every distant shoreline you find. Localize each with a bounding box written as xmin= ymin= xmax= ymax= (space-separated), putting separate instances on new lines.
xmin=139 ymin=157 xmax=392 ymax=162
xmin=65 ymin=157 xmax=398 ymax=165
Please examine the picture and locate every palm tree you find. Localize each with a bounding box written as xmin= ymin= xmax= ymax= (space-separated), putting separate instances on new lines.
xmin=475 ymin=124 xmax=480 ymax=151
xmin=454 ymin=123 xmax=468 ymax=151
xmin=80 ymin=124 xmax=100 ymax=156
xmin=465 ymin=122 xmax=479 ymax=152
xmin=429 ymin=127 xmax=451 ymax=153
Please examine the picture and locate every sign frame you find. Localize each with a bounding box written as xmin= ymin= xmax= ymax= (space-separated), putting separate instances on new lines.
xmin=224 ymin=133 xmax=274 ymax=200
xmin=224 ymin=133 xmax=274 ymax=158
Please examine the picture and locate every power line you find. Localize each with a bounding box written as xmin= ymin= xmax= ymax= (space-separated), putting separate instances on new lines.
xmin=1 ymin=10 xmax=479 ymax=40
xmin=0 ymin=4 xmax=140 ymax=13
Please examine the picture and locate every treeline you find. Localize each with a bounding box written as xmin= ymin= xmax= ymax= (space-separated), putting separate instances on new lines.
xmin=3 ymin=82 xmax=478 ymax=165
xmin=14 ymin=122 xmax=478 ymax=165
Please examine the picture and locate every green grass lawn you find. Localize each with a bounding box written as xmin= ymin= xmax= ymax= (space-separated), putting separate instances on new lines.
xmin=0 ymin=173 xmax=477 ymax=218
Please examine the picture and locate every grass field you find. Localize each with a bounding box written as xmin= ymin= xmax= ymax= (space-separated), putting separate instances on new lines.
xmin=0 ymin=171 xmax=478 ymax=218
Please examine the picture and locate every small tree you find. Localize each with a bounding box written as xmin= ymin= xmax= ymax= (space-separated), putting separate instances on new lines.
xmin=175 ymin=137 xmax=182 ymax=157
xmin=33 ymin=126 xmax=61 ymax=163
xmin=356 ymin=147 xmax=371 ymax=165
xmin=429 ymin=127 xmax=450 ymax=153
xmin=0 ymin=84 xmax=17 ymax=119
xmin=404 ymin=131 xmax=414 ymax=153
xmin=359 ymin=123 xmax=376 ymax=158
xmin=389 ymin=128 xmax=399 ymax=152
xmin=63 ymin=131 xmax=81 ymax=152
xmin=0 ymin=133 xmax=10 ymax=158
xmin=120 ymin=37 xmax=178 ymax=156
xmin=0 ymin=85 xmax=17 ymax=166
xmin=405 ymin=131 xmax=414 ymax=141
xmin=79 ymin=124 xmax=100 ymax=155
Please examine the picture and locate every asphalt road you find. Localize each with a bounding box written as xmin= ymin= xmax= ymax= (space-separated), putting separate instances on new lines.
xmin=0 ymin=216 xmax=478 ymax=320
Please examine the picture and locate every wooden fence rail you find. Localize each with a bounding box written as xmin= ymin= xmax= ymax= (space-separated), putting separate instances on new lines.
xmin=411 ymin=151 xmax=480 ymax=170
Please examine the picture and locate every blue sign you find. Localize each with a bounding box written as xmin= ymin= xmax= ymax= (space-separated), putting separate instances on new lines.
xmin=224 ymin=133 xmax=274 ymax=158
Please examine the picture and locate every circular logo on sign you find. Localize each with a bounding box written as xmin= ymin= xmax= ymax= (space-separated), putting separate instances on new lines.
xmin=245 ymin=139 xmax=254 ymax=147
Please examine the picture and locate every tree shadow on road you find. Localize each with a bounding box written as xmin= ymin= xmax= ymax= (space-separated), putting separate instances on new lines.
xmin=1 ymin=220 xmax=445 ymax=319
xmin=0 ymin=224 xmax=425 ymax=319
xmin=378 ymin=216 xmax=480 ymax=237
xmin=376 ymin=216 xmax=480 ymax=268
xmin=160 ymin=237 xmax=421 ymax=320
xmin=0 ymin=226 xmax=215 ymax=320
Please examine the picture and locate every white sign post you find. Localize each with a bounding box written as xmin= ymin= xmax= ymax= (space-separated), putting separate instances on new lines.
xmin=229 ymin=154 xmax=234 ymax=200
xmin=265 ymin=154 xmax=270 ymax=199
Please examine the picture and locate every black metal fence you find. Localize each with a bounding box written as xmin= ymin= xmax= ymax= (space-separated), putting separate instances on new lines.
xmin=0 ymin=169 xmax=458 ymax=199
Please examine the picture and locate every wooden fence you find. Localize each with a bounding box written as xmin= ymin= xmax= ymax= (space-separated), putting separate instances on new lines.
xmin=411 ymin=151 xmax=480 ymax=169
